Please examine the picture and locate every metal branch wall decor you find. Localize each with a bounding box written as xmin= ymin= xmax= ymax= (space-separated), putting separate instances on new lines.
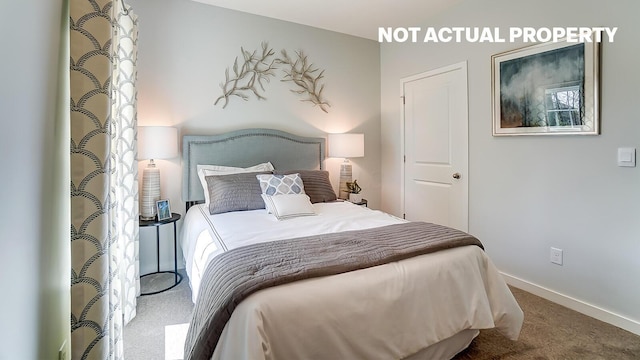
xmin=277 ymin=49 xmax=330 ymax=113
xmin=215 ymin=42 xmax=331 ymax=113
xmin=215 ymin=42 xmax=277 ymax=109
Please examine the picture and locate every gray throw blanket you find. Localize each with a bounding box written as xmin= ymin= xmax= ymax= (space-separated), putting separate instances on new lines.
xmin=184 ymin=221 xmax=483 ymax=360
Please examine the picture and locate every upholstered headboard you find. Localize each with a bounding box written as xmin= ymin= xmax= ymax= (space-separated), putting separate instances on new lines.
xmin=182 ymin=128 xmax=326 ymax=204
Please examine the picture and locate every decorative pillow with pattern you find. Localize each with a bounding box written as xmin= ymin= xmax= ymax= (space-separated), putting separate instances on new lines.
xmin=273 ymin=170 xmax=337 ymax=203
xmin=256 ymin=173 xmax=306 ymax=196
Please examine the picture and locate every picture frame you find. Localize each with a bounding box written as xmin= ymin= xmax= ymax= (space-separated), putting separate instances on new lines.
xmin=156 ymin=199 xmax=172 ymax=221
xmin=492 ymin=39 xmax=599 ymax=136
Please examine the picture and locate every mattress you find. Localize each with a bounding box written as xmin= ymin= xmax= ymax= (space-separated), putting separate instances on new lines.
xmin=180 ymin=201 xmax=523 ymax=359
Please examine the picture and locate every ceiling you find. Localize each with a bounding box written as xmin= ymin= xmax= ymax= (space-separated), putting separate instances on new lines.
xmin=191 ymin=0 xmax=461 ymax=40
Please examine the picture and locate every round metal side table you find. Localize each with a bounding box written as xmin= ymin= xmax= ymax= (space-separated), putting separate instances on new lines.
xmin=139 ymin=213 xmax=183 ymax=295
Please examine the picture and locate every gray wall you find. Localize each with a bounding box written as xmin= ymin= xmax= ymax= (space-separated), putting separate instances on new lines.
xmin=381 ymin=0 xmax=640 ymax=330
xmin=0 ymin=0 xmax=71 ymax=358
xmin=128 ymin=0 xmax=381 ymax=273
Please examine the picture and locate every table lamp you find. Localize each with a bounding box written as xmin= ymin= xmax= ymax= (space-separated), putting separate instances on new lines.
xmin=328 ymin=133 xmax=364 ymax=200
xmin=138 ymin=126 xmax=178 ymax=219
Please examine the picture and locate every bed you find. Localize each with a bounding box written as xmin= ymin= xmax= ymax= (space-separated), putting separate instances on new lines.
xmin=180 ymin=128 xmax=523 ymax=360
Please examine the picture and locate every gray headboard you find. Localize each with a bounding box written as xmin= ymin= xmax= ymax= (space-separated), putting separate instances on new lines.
xmin=182 ymin=128 xmax=326 ymax=204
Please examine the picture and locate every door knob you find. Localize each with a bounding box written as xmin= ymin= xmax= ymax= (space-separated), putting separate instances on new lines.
xmin=452 ymin=173 xmax=461 ymax=179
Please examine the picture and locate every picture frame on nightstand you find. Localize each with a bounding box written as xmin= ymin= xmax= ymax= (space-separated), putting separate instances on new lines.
xmin=156 ymin=199 xmax=171 ymax=221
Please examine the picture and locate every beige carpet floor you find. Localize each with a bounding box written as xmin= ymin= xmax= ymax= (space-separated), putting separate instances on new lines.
xmin=125 ymin=273 xmax=640 ymax=359
xmin=454 ymin=287 xmax=640 ymax=360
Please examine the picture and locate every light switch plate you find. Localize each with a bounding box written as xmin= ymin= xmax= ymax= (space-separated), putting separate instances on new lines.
xmin=617 ymin=147 xmax=636 ymax=167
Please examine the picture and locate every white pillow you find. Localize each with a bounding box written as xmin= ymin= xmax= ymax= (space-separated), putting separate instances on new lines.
xmin=197 ymin=162 xmax=274 ymax=205
xmin=261 ymin=194 xmax=316 ymax=220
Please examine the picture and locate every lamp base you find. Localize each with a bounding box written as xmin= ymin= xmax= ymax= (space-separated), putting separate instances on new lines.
xmin=141 ymin=164 xmax=160 ymax=219
xmin=338 ymin=162 xmax=352 ymax=200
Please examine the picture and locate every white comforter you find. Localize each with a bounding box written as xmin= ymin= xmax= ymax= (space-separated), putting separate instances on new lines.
xmin=181 ymin=201 xmax=406 ymax=302
xmin=181 ymin=202 xmax=523 ymax=359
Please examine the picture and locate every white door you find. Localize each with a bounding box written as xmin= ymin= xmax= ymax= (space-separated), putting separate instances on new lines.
xmin=402 ymin=62 xmax=468 ymax=231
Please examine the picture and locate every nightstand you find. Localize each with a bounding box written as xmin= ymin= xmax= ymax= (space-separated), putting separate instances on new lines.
xmin=352 ymin=199 xmax=368 ymax=207
xmin=139 ymin=213 xmax=183 ymax=295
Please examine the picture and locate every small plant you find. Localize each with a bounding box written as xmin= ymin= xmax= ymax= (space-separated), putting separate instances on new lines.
xmin=346 ymin=180 xmax=362 ymax=194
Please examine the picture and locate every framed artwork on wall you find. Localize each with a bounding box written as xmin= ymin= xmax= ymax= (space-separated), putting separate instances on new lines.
xmin=492 ymin=39 xmax=600 ymax=136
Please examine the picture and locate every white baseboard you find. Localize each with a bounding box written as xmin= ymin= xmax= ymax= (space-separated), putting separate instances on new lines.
xmin=501 ymin=272 xmax=640 ymax=336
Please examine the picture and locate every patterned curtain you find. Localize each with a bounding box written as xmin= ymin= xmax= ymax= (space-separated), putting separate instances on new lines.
xmin=111 ymin=0 xmax=140 ymax=326
xmin=70 ymin=0 xmax=138 ymax=358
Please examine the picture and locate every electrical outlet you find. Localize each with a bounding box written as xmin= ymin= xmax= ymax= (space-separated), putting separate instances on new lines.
xmin=58 ymin=340 xmax=68 ymax=360
xmin=550 ymin=247 xmax=563 ymax=265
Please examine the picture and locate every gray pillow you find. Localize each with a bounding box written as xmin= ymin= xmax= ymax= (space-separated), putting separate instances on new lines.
xmin=205 ymin=171 xmax=271 ymax=215
xmin=274 ymin=170 xmax=337 ymax=203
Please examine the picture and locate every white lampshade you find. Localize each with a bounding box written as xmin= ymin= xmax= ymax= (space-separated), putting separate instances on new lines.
xmin=137 ymin=126 xmax=178 ymax=219
xmin=138 ymin=126 xmax=178 ymax=160
xmin=328 ymin=133 xmax=364 ymax=158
